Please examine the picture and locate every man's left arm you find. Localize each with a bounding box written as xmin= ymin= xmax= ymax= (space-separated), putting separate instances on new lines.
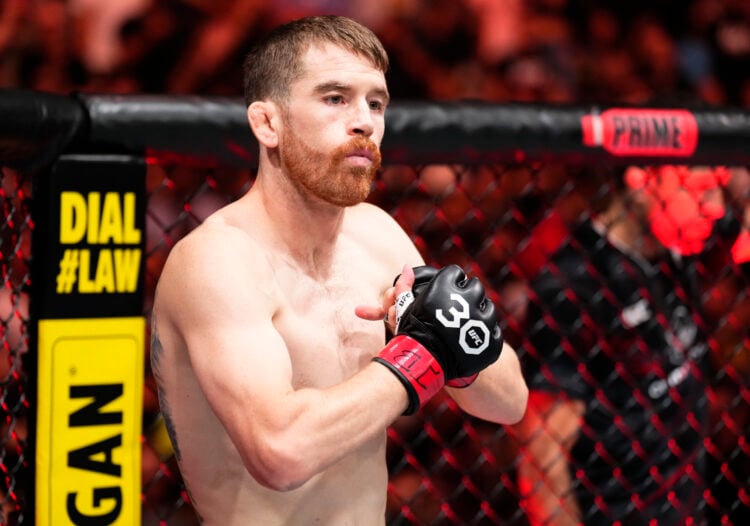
xmin=363 ymin=259 xmax=529 ymax=424
xmin=446 ymin=341 xmax=529 ymax=424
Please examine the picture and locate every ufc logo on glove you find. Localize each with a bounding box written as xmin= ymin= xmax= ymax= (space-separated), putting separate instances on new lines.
xmin=375 ymin=265 xmax=503 ymax=414
xmin=435 ymin=293 xmax=491 ymax=355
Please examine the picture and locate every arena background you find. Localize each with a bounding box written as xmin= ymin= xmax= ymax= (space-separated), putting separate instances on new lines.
xmin=1 ymin=1 xmax=750 ymax=524
xmin=0 ymin=90 xmax=748 ymax=525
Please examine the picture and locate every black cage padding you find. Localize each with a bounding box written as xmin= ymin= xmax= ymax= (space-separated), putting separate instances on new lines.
xmin=3 ymin=89 xmax=750 ymax=169
xmin=0 ymin=90 xmax=87 ymax=171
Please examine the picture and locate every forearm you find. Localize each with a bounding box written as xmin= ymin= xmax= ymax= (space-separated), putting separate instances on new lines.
xmin=246 ymin=362 xmax=407 ymax=490
xmin=295 ymin=361 xmax=408 ymax=454
xmin=447 ymin=343 xmax=529 ymax=424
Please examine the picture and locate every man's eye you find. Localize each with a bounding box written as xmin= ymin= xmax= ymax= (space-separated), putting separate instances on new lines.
xmin=369 ymin=100 xmax=384 ymax=111
xmin=326 ymin=95 xmax=344 ymax=104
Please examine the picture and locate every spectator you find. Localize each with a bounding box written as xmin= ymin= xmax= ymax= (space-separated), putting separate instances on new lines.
xmin=514 ymin=164 xmax=748 ymax=525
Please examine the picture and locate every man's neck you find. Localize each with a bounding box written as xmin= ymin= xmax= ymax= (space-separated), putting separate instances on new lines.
xmin=252 ymin=167 xmax=346 ymax=274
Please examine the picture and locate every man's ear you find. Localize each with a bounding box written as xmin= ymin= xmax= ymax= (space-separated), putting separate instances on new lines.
xmin=247 ymin=101 xmax=280 ymax=148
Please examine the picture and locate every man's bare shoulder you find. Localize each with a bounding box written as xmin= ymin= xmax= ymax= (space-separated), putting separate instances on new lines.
xmin=156 ymin=215 xmax=276 ymax=315
xmin=165 ymin=216 xmax=264 ymax=272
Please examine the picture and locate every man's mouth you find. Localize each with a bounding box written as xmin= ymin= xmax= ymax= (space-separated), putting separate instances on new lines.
xmin=345 ymin=148 xmax=376 ymax=167
xmin=347 ymin=148 xmax=374 ymax=161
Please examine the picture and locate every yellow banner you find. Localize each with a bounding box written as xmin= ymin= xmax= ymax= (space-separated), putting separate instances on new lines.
xmin=36 ymin=317 xmax=144 ymax=526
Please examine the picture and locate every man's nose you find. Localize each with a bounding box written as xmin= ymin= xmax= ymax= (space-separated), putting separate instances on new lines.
xmin=348 ymin=100 xmax=374 ymax=137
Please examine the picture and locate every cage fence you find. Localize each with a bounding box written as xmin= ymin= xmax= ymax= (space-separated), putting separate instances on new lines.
xmin=134 ymin=160 xmax=749 ymax=525
xmin=0 ymin=93 xmax=748 ymax=525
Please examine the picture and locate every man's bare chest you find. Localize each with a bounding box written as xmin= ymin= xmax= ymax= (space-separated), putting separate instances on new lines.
xmin=273 ymin=272 xmax=386 ymax=389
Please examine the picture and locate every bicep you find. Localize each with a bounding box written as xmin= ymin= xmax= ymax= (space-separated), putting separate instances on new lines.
xmin=183 ymin=306 xmax=292 ymax=427
xmin=162 ymin=234 xmax=293 ymax=441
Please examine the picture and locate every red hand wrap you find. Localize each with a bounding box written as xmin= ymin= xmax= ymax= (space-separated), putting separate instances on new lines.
xmin=374 ymin=334 xmax=445 ymax=415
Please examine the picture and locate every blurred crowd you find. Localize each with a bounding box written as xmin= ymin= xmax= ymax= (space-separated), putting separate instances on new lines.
xmin=1 ymin=0 xmax=750 ymax=106
xmin=2 ymin=1 xmax=749 ymax=524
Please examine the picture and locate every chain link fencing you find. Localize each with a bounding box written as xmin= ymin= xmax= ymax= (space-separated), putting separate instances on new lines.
xmin=137 ymin=160 xmax=749 ymax=525
xmin=0 ymin=93 xmax=748 ymax=525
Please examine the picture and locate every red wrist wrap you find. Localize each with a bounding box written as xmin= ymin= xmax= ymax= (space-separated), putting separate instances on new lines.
xmin=374 ymin=334 xmax=445 ymax=415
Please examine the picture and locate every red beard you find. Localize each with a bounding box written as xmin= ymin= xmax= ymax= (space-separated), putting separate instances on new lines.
xmin=280 ymin=130 xmax=382 ymax=207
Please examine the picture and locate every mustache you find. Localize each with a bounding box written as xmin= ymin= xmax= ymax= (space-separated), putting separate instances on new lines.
xmin=333 ymin=136 xmax=382 ymax=167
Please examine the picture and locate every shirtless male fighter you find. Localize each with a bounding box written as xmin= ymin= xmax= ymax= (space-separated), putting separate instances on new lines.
xmin=151 ymin=15 xmax=528 ymax=525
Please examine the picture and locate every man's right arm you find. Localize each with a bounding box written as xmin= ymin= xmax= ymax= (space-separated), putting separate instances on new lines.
xmin=156 ymin=225 xmax=410 ymax=491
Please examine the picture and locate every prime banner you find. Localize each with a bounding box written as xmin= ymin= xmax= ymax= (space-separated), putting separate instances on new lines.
xmin=33 ymin=155 xmax=146 ymax=525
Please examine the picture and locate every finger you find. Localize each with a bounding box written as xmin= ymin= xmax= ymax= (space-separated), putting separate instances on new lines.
xmin=355 ymin=265 xmax=415 ymax=326
xmin=381 ymin=285 xmax=396 ymax=307
xmin=393 ymin=265 xmax=417 ymax=331
xmin=384 ymin=302 xmax=398 ymax=334
xmin=354 ymin=304 xmax=386 ymax=321
xmin=393 ymin=264 xmax=415 ymax=296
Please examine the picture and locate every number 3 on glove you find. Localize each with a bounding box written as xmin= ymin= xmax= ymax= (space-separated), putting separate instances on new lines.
xmin=374 ymin=265 xmax=503 ymax=414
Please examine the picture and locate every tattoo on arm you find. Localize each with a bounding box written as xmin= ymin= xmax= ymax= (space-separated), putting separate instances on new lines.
xmin=150 ymin=318 xmax=182 ymax=461
xmin=157 ymin=385 xmax=182 ymax=461
xmin=150 ymin=315 xmax=163 ymax=370
xmin=149 ymin=315 xmax=202 ymax=521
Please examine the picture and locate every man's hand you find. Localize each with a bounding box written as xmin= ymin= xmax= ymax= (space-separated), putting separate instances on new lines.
xmin=372 ymin=265 xmax=503 ymax=414
xmin=354 ymin=265 xmax=416 ymax=335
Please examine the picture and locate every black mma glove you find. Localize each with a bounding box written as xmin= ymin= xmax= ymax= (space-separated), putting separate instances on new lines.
xmin=384 ymin=265 xmax=438 ymax=342
xmin=410 ymin=265 xmax=439 ymax=295
xmin=374 ymin=264 xmax=503 ymax=414
xmin=396 ymin=265 xmax=481 ymax=389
